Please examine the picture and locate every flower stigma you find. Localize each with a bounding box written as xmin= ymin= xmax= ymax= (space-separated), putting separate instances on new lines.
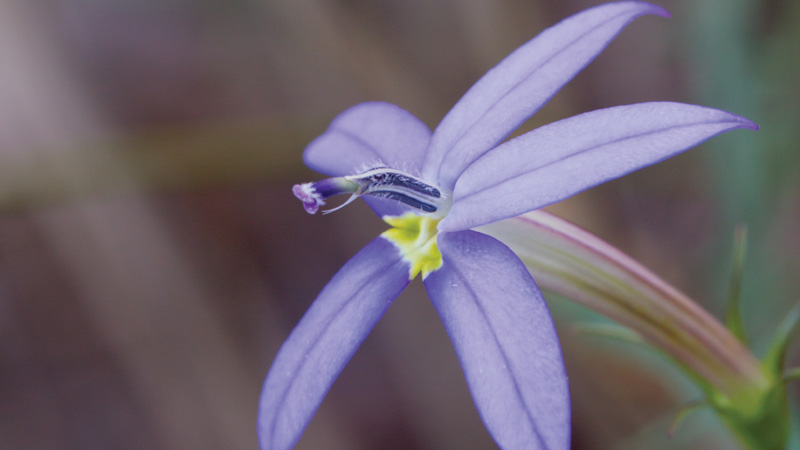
xmin=292 ymin=177 xmax=359 ymax=214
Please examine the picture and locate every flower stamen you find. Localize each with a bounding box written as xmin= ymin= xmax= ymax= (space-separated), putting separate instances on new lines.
xmin=293 ymin=167 xmax=450 ymax=216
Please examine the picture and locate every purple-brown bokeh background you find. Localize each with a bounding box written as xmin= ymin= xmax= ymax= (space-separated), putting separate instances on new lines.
xmin=1 ymin=1 xmax=798 ymax=449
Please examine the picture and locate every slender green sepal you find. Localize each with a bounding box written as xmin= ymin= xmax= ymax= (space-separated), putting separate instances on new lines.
xmin=712 ymin=302 xmax=800 ymax=450
xmin=724 ymin=225 xmax=749 ymax=344
xmin=763 ymin=302 xmax=800 ymax=377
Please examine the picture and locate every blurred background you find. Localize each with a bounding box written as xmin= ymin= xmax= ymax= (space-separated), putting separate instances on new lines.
xmin=0 ymin=0 xmax=797 ymax=449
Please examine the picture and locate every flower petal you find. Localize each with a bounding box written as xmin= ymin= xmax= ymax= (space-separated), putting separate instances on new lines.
xmin=424 ymin=230 xmax=570 ymax=450
xmin=303 ymin=102 xmax=432 ymax=217
xmin=258 ymin=237 xmax=411 ymax=450
xmin=304 ymin=101 xmax=431 ymax=176
xmin=421 ymin=1 xmax=669 ymax=190
xmin=440 ymin=102 xmax=758 ymax=231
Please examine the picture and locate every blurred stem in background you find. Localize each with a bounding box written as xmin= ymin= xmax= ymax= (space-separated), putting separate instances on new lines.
xmin=685 ymin=1 xmax=800 ymax=442
xmin=0 ymin=118 xmax=314 ymax=212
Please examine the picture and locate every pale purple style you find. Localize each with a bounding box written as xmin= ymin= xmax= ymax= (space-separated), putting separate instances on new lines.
xmin=259 ymin=2 xmax=757 ymax=450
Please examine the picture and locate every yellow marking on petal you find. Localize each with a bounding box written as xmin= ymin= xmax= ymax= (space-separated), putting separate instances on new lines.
xmin=382 ymin=213 xmax=442 ymax=280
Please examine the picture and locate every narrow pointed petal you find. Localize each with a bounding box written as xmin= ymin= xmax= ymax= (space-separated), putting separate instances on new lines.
xmin=424 ymin=230 xmax=570 ymax=450
xmin=303 ymin=102 xmax=432 ymax=217
xmin=258 ymin=237 xmax=410 ymax=450
xmin=441 ymin=102 xmax=758 ymax=231
xmin=421 ymin=1 xmax=668 ymax=189
xmin=304 ymin=101 xmax=431 ymax=176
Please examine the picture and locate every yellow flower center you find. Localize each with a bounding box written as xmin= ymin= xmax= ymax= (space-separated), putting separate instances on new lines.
xmin=381 ymin=213 xmax=443 ymax=280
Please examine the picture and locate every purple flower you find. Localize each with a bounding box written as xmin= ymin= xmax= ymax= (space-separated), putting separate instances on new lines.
xmin=259 ymin=2 xmax=757 ymax=449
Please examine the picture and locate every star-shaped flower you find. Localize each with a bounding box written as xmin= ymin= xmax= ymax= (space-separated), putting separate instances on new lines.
xmin=259 ymin=2 xmax=757 ymax=449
